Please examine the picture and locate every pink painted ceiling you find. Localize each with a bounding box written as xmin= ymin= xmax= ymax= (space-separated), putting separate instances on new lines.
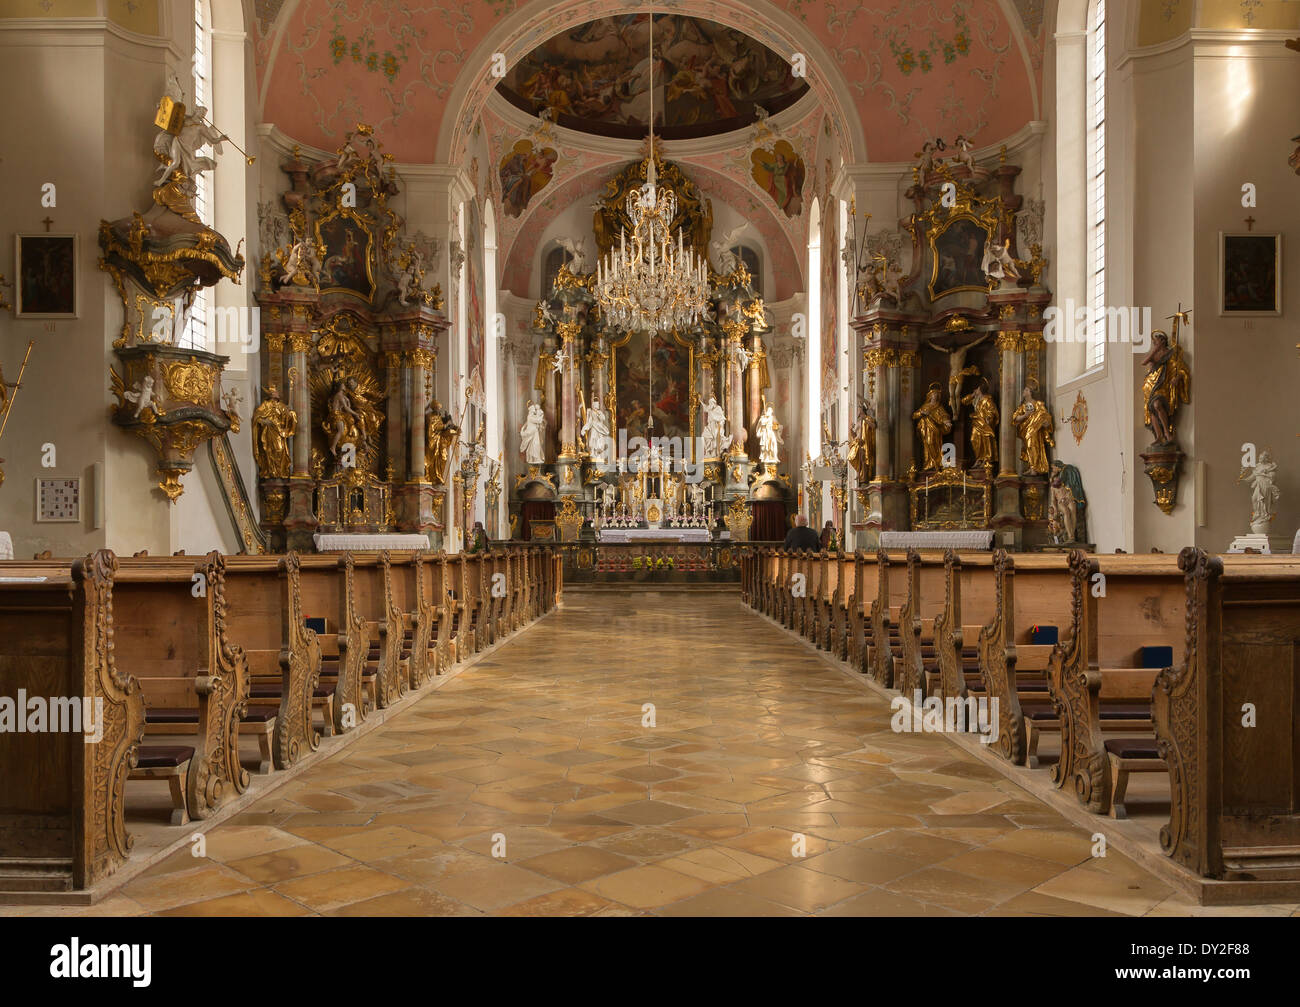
xmin=255 ymin=0 xmax=1044 ymax=164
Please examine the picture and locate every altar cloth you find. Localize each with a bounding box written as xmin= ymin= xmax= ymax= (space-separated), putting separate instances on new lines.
xmin=598 ymin=527 xmax=712 ymax=543
xmin=879 ymin=530 xmax=993 ymax=550
xmin=0 ymin=532 xmax=11 ymax=560
xmin=313 ymin=533 xmax=431 ymax=552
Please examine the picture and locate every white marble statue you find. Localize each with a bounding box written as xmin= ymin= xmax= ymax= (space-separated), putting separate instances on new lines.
xmin=709 ymin=223 xmax=750 ymax=275
xmin=689 ymin=480 xmax=706 ymax=521
xmin=580 ymin=398 xmax=611 ymax=459
xmin=520 ymin=399 xmax=547 ymax=464
xmin=702 ymin=396 xmax=732 ymax=458
xmin=280 ymin=237 xmax=320 ymax=288
xmin=221 ymin=385 xmax=243 ymax=418
xmin=757 ymin=404 xmax=783 ymax=464
xmin=981 ymin=238 xmax=1021 ymax=284
xmin=124 ymin=375 xmax=156 ymax=418
xmin=153 ymin=105 xmax=227 ymax=187
xmin=557 ymin=236 xmax=588 ymax=272
xmin=1241 ymin=450 xmax=1281 ymax=534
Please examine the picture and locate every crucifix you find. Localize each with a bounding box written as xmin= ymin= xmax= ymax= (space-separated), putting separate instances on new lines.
xmin=41 ymin=217 xmax=53 ymax=232
xmin=1244 ymin=216 xmax=1256 ymax=232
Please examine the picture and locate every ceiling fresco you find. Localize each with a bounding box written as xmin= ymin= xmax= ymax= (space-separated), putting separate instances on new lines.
xmin=253 ymin=0 xmax=1044 ymax=165
xmin=494 ymin=14 xmax=809 ymax=140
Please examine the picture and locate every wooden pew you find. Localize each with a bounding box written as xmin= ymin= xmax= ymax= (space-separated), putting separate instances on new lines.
xmin=116 ymin=552 xmax=250 ymax=822
xmin=896 ymin=549 xmax=948 ymax=699
xmin=867 ymin=550 xmax=909 ymax=687
xmin=351 ymin=552 xmax=404 ymax=710
xmin=387 ymin=552 xmax=431 ymax=690
xmin=976 ymin=551 xmax=1073 ymax=765
xmin=425 ymin=555 xmax=455 ymax=674
xmin=0 ymin=551 xmax=145 ymax=893
xmin=1154 ymin=548 xmax=1300 ymax=881
xmin=299 ymin=553 xmax=368 ymax=735
xmin=223 ymin=553 xmax=322 ymax=769
xmin=932 ymin=551 xmax=997 ymax=706
xmin=850 ymin=551 xmax=878 ymax=673
xmin=830 ymin=552 xmax=856 ymax=661
xmin=1041 ymin=551 xmax=1184 ymax=814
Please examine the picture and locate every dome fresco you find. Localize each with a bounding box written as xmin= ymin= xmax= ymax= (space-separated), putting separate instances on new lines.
xmin=495 ymin=14 xmax=810 ymax=141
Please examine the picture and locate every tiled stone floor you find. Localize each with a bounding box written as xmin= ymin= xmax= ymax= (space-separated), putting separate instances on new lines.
xmin=12 ymin=589 xmax=1300 ymax=917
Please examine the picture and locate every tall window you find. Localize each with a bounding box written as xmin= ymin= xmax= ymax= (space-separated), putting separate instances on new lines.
xmin=181 ymin=0 xmax=214 ymax=349
xmin=1086 ymin=0 xmax=1106 ymax=369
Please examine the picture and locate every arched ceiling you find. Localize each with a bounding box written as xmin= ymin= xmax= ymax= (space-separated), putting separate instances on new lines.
xmin=254 ymin=0 xmax=1045 ymax=164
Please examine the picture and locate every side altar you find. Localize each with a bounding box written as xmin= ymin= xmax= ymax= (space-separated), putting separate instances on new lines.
xmin=249 ymin=126 xmax=451 ymax=552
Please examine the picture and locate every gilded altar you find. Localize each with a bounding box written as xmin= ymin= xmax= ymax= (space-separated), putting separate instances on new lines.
xmin=252 ymin=125 xmax=450 ymax=551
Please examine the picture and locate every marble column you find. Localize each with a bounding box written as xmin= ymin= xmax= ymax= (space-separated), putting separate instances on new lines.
xmin=287 ymin=332 xmax=312 ymax=477
xmin=557 ymin=321 xmax=580 ymax=462
xmin=723 ymin=320 xmax=748 ymax=458
xmin=746 ymin=334 xmax=766 ymax=459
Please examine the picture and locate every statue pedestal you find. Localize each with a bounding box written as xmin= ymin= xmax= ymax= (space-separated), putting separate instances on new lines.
xmin=1228 ymin=533 xmax=1291 ymax=555
xmin=724 ymin=456 xmax=754 ymax=499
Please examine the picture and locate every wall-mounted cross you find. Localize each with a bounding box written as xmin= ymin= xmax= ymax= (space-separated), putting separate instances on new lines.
xmin=1245 ymin=216 xmax=1256 ymax=232
xmin=41 ymin=217 xmax=53 ymax=232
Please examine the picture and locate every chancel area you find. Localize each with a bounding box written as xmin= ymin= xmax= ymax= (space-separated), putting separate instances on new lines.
xmin=1 ymin=0 xmax=1300 ymax=922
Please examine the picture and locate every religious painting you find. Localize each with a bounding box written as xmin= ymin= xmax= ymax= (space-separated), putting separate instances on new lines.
xmin=929 ymin=216 xmax=989 ymax=299
xmin=615 ymin=329 xmax=692 ymax=443
xmin=1219 ymin=232 xmax=1281 ymax=316
xmin=751 ymin=141 xmax=806 ymax=218
xmin=315 ymin=210 xmax=375 ymax=300
xmin=499 ymin=140 xmax=558 ymax=218
xmin=466 ymin=200 xmax=485 ymax=383
xmin=15 ymin=234 xmax=77 ymax=318
xmin=497 ymin=14 xmax=808 ymax=141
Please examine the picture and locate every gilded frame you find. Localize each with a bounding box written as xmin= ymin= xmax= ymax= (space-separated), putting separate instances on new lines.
xmin=315 ymin=207 xmax=377 ymax=302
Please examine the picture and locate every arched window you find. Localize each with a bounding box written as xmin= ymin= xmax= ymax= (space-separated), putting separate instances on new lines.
xmin=181 ymin=0 xmax=214 ymax=350
xmin=540 ymin=244 xmax=566 ymax=300
xmin=730 ymin=244 xmax=762 ymax=297
xmin=1085 ymin=0 xmax=1106 ymax=369
xmin=806 ymin=198 xmax=821 ymax=461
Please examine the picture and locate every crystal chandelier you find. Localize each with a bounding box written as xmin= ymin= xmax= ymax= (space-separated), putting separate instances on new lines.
xmin=595 ymin=12 xmax=709 ymax=333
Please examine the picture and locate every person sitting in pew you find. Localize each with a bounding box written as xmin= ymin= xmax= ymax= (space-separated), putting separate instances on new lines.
xmin=783 ymin=515 xmax=821 ymax=551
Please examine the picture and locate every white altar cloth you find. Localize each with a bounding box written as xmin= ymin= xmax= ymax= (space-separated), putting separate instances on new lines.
xmin=879 ymin=530 xmax=993 ymax=550
xmin=313 ymin=533 xmax=431 ymax=552
xmin=598 ymin=527 xmax=712 ymax=544
xmin=0 ymin=532 xmax=12 ymax=560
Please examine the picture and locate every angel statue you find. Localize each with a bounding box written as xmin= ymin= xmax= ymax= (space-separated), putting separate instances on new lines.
xmin=709 ymin=223 xmax=750 ymax=275
xmin=279 ymin=237 xmax=321 ymax=288
xmin=912 ymin=383 xmax=952 ymax=472
xmin=981 ymin=237 xmax=1020 ymax=285
xmin=1048 ymin=460 xmax=1088 ymax=545
xmin=950 ymin=134 xmax=975 ymax=172
xmin=154 ymin=102 xmax=227 ymax=188
xmin=124 ymin=375 xmax=156 ymax=418
xmin=557 ymin=236 xmax=588 ymax=272
xmin=251 ymin=385 xmax=297 ymax=480
xmin=1011 ymin=385 xmax=1055 ymax=475
xmin=1141 ymin=310 xmax=1192 ymax=447
xmin=1238 ymin=450 xmax=1280 ymax=535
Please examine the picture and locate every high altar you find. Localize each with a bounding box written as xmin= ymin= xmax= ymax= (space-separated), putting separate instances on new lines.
xmin=510 ymin=149 xmax=787 ymax=556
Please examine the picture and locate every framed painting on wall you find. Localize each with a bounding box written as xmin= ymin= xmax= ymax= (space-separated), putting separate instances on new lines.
xmin=929 ymin=217 xmax=989 ymax=300
xmin=15 ymin=233 xmax=78 ymax=318
xmin=35 ymin=477 xmax=81 ymax=523
xmin=1219 ymin=232 xmax=1281 ymax=316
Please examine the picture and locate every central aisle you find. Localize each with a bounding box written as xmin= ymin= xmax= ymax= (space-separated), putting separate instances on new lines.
xmin=20 ymin=589 xmax=1276 ymax=917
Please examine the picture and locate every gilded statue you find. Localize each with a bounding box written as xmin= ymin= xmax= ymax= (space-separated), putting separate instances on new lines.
xmin=912 ymin=383 xmax=952 ymax=472
xmin=846 ymin=403 xmax=876 ymax=483
xmin=962 ymin=379 xmax=999 ymax=469
xmin=322 ymin=377 xmax=373 ymax=461
xmin=1011 ymin=385 xmax=1055 ymax=475
xmin=425 ymin=402 xmax=459 ymax=483
xmin=1141 ymin=311 xmax=1191 ymax=446
xmin=251 ymin=384 xmax=296 ymax=479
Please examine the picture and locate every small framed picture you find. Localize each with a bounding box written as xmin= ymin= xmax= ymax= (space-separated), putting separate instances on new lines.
xmin=36 ymin=477 xmax=81 ymax=523
xmin=1220 ymin=232 xmax=1281 ymax=316
xmin=15 ymin=233 xmax=79 ymax=318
